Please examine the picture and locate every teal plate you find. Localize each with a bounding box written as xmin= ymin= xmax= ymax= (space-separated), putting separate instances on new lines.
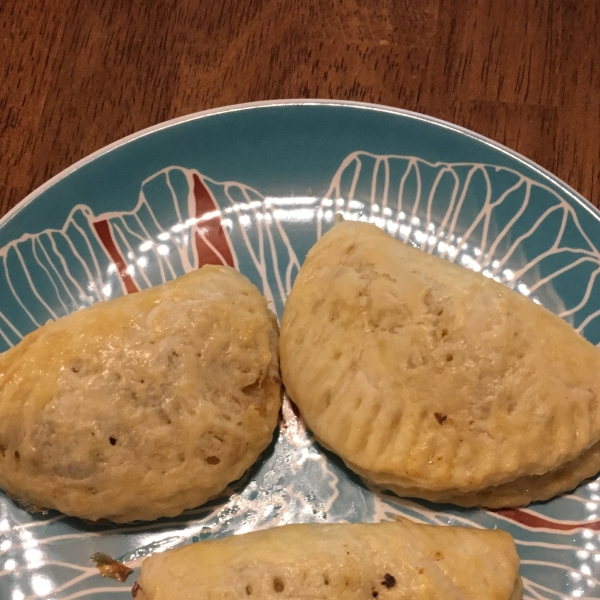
xmin=1 ymin=100 xmax=600 ymax=600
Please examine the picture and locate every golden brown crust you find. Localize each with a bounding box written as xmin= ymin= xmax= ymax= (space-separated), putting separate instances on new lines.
xmin=0 ymin=266 xmax=281 ymax=521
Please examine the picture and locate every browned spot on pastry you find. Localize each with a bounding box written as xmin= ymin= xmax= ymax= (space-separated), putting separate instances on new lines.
xmin=434 ymin=412 xmax=447 ymax=425
xmin=91 ymin=552 xmax=133 ymax=582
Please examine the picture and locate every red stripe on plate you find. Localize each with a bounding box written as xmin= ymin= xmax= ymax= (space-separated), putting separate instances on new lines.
xmin=495 ymin=508 xmax=600 ymax=531
xmin=93 ymin=220 xmax=139 ymax=295
xmin=192 ymin=174 xmax=235 ymax=268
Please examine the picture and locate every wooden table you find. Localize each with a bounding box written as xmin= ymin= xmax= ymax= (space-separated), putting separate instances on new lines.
xmin=1 ymin=0 xmax=598 ymax=218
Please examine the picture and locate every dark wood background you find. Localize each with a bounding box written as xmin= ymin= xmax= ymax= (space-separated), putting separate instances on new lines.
xmin=1 ymin=0 xmax=598 ymax=219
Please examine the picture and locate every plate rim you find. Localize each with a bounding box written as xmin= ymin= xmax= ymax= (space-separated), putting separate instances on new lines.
xmin=2 ymin=98 xmax=598 ymax=231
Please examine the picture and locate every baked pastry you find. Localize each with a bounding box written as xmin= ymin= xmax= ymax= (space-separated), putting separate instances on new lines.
xmin=0 ymin=266 xmax=281 ymax=522
xmin=280 ymin=221 xmax=600 ymax=506
xmin=134 ymin=520 xmax=522 ymax=600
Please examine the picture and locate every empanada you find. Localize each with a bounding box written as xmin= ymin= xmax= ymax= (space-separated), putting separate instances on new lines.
xmin=280 ymin=221 xmax=600 ymax=505
xmin=134 ymin=521 xmax=522 ymax=600
xmin=0 ymin=266 xmax=281 ymax=522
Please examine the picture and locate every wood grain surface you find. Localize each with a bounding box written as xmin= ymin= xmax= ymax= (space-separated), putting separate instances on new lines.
xmin=1 ymin=0 xmax=598 ymax=218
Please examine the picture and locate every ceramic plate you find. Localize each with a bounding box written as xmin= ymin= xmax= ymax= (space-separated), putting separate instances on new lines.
xmin=1 ymin=100 xmax=600 ymax=600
